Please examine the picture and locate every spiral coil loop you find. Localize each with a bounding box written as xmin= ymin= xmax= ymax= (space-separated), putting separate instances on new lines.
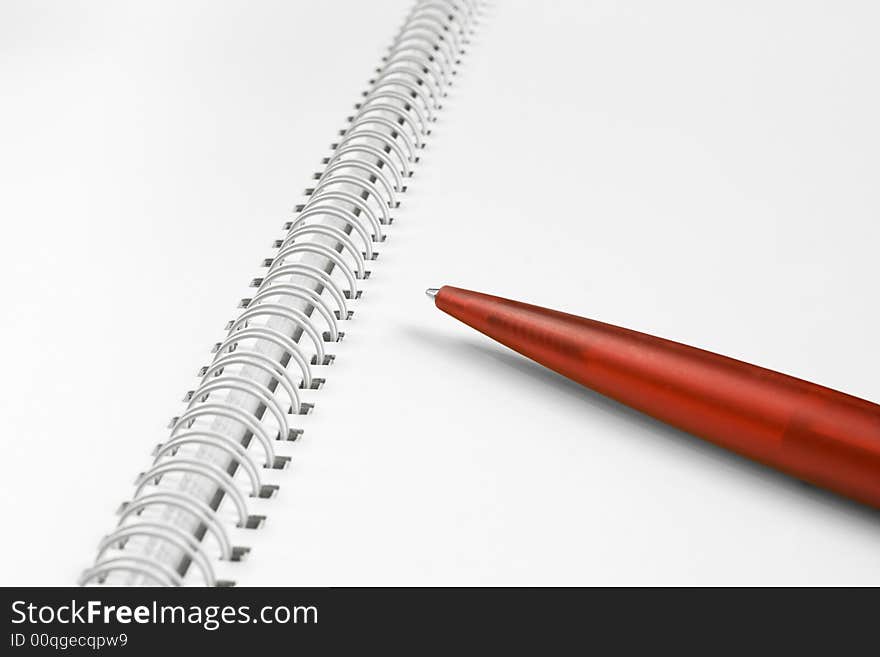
xmin=82 ymin=0 xmax=484 ymax=586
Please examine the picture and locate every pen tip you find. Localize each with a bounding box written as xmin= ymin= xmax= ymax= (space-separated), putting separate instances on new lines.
xmin=425 ymin=288 xmax=440 ymax=299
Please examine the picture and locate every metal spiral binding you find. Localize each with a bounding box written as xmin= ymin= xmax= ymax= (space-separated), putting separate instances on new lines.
xmin=82 ymin=0 xmax=484 ymax=587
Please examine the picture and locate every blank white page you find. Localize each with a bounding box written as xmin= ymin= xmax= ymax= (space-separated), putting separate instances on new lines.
xmin=241 ymin=0 xmax=880 ymax=585
xmin=0 ymin=0 xmax=411 ymax=586
xmin=4 ymin=1 xmax=879 ymax=586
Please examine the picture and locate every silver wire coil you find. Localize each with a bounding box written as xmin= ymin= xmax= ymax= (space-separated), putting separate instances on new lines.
xmin=82 ymin=0 xmax=482 ymax=586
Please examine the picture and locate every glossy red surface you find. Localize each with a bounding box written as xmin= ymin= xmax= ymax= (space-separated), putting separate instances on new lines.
xmin=435 ymin=286 xmax=880 ymax=508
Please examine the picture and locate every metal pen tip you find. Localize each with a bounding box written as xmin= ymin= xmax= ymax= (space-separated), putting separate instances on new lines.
xmin=425 ymin=288 xmax=440 ymax=299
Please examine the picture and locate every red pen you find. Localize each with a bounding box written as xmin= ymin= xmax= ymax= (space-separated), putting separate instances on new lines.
xmin=427 ymin=285 xmax=880 ymax=509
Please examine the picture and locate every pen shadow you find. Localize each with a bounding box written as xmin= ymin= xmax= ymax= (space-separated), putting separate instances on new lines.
xmin=403 ymin=324 xmax=880 ymax=531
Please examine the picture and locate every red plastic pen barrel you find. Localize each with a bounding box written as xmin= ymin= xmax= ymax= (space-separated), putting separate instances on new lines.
xmin=432 ymin=286 xmax=880 ymax=509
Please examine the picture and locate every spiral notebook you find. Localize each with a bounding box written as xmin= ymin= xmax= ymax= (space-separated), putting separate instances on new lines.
xmin=77 ymin=0 xmax=486 ymax=587
xmin=62 ymin=0 xmax=880 ymax=586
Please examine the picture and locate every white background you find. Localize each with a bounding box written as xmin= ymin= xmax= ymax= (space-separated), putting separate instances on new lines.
xmin=1 ymin=0 xmax=879 ymax=585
